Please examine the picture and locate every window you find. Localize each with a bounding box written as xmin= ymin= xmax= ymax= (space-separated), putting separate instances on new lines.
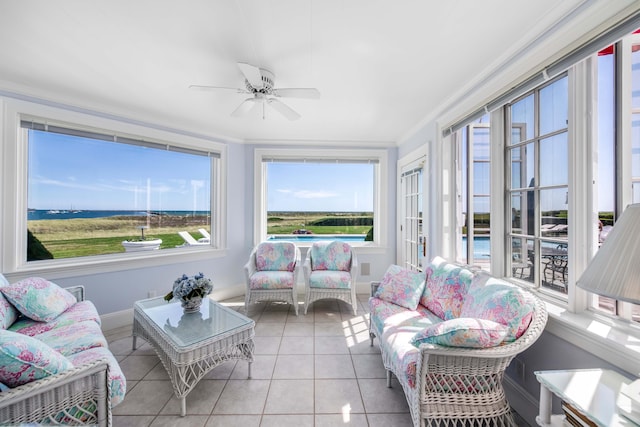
xmin=23 ymin=119 xmax=219 ymax=261
xmin=1 ymin=106 xmax=224 ymax=276
xmin=592 ymin=31 xmax=640 ymax=322
xmin=456 ymin=115 xmax=491 ymax=270
xmin=254 ymin=148 xmax=387 ymax=246
xmin=506 ymin=75 xmax=569 ymax=294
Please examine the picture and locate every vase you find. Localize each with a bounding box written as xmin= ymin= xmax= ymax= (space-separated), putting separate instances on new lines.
xmin=181 ymin=297 xmax=203 ymax=313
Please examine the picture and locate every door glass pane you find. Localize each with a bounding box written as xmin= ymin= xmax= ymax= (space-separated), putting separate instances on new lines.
xmin=511 ymin=94 xmax=534 ymax=142
xmin=540 ymin=133 xmax=569 ymax=186
xmin=541 ymin=239 xmax=568 ymax=293
xmin=511 ymin=193 xmax=523 ymax=234
xmin=540 ymin=188 xmax=568 ymax=240
xmin=539 ymin=77 xmax=568 ymax=135
xmin=512 ymin=237 xmax=534 ymax=285
xmin=511 ymin=143 xmax=534 ymax=189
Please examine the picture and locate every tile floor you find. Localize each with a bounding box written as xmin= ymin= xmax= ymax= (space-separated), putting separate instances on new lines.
xmin=106 ymin=294 xmax=529 ymax=426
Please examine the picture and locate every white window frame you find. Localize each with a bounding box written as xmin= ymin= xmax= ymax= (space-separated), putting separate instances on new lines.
xmin=0 ymin=98 xmax=227 ymax=279
xmin=253 ymin=148 xmax=388 ymax=249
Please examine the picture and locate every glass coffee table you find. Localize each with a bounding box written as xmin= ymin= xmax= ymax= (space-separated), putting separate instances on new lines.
xmin=132 ymin=296 xmax=255 ymax=416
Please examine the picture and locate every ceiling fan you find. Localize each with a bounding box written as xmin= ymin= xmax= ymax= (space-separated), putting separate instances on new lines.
xmin=190 ymin=62 xmax=320 ymax=121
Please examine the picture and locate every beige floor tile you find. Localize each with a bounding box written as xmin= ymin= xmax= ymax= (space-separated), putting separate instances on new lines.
xmin=212 ymin=379 xmax=270 ymax=415
xmin=366 ymin=412 xmax=414 ymax=426
xmin=149 ymin=415 xmax=209 ymax=426
xmin=253 ymin=336 xmax=282 ymax=354
xmin=160 ymin=379 xmax=226 ymax=415
xmin=315 ymin=322 xmax=347 ymax=337
xmin=279 ymin=336 xmax=314 ymax=354
xmin=264 ymin=379 xmax=314 ymax=414
xmin=119 ymin=355 xmax=161 ymax=381
xmin=205 ymin=414 xmax=261 ymax=427
xmin=254 ymin=322 xmax=285 ymax=337
xmin=315 ymin=413 xmax=369 ymax=426
xmin=113 ymin=380 xmax=174 ymax=415
xmin=260 ymin=414 xmax=314 ymax=427
xmin=351 ymin=354 xmax=387 ymax=378
xmin=111 ymin=415 xmax=155 ymax=427
xmin=203 ymin=360 xmax=237 ymax=380
xmin=314 ymin=379 xmax=365 ymax=414
xmin=315 ymin=354 xmax=356 ymax=379
xmin=359 ymin=378 xmax=410 ymax=413
xmin=259 ymin=311 xmax=289 ymax=323
xmin=272 ymin=354 xmax=314 ymax=379
xmin=108 ymin=336 xmax=136 ymax=356
xmin=143 ymin=361 xmax=170 ymax=380
xmin=314 ymin=336 xmax=350 ymax=354
xmin=230 ymin=354 xmax=274 ymax=379
xmin=283 ymin=322 xmax=314 ymax=336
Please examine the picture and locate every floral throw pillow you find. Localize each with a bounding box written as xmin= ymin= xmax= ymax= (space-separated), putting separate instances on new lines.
xmin=460 ymin=278 xmax=535 ymax=342
xmin=255 ymin=242 xmax=297 ymax=272
xmin=310 ymin=241 xmax=352 ymax=271
xmin=420 ymin=256 xmax=475 ymax=320
xmin=410 ymin=318 xmax=508 ymax=349
xmin=0 ymin=329 xmax=73 ymax=387
xmin=0 ymin=277 xmax=77 ymax=322
xmin=374 ymin=265 xmax=426 ymax=310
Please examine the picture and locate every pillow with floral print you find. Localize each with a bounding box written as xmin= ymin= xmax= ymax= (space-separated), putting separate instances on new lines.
xmin=0 ymin=277 xmax=77 ymax=322
xmin=410 ymin=318 xmax=508 ymax=349
xmin=0 ymin=274 xmax=18 ymax=330
xmin=374 ymin=265 xmax=426 ymax=310
xmin=255 ymin=242 xmax=297 ymax=272
xmin=310 ymin=241 xmax=352 ymax=271
xmin=420 ymin=257 xmax=475 ymax=320
xmin=460 ymin=277 xmax=534 ymax=342
xmin=0 ymin=329 xmax=73 ymax=387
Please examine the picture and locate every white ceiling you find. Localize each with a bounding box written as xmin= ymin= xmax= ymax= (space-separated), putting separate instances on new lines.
xmin=0 ymin=0 xmax=623 ymax=145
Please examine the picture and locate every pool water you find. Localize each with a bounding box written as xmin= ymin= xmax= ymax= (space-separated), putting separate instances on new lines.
xmin=462 ymin=235 xmax=491 ymax=259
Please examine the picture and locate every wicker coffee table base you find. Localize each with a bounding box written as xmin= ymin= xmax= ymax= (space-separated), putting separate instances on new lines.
xmin=132 ymin=310 xmax=255 ymax=416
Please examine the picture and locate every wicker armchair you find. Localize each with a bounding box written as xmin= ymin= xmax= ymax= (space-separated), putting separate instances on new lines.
xmin=369 ymin=282 xmax=548 ymax=427
xmin=303 ymin=240 xmax=358 ymax=315
xmin=244 ymin=241 xmax=301 ymax=315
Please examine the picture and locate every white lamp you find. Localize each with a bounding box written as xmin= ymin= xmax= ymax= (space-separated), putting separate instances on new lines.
xmin=577 ymin=203 xmax=640 ymax=305
xmin=576 ymin=203 xmax=640 ymax=423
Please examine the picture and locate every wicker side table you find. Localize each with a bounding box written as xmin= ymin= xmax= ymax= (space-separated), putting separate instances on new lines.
xmin=132 ymin=296 xmax=255 ymax=416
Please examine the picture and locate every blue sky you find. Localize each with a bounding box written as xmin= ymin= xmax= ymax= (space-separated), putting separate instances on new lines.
xmin=267 ymin=162 xmax=374 ymax=212
xmin=28 ymin=131 xmax=211 ymax=211
xmin=28 ymin=131 xmax=374 ymax=212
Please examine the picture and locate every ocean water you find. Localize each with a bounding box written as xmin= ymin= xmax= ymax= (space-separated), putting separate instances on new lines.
xmin=28 ymin=209 xmax=208 ymax=220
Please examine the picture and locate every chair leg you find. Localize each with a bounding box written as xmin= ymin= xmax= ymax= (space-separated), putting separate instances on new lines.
xmin=244 ymin=293 xmax=250 ymax=315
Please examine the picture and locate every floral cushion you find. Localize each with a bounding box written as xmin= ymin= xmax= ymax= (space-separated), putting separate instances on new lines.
xmin=309 ymin=270 xmax=352 ymax=289
xmin=66 ymin=346 xmax=127 ymax=406
xmin=33 ymin=320 xmax=107 ymax=357
xmin=249 ymin=271 xmax=295 ymax=290
xmin=374 ymin=265 xmax=426 ymax=310
xmin=0 ymin=291 xmax=18 ymax=331
xmin=460 ymin=277 xmax=535 ymax=342
xmin=0 ymin=277 xmax=76 ymax=322
xmin=310 ymin=241 xmax=352 ymax=272
xmin=255 ymin=242 xmax=296 ymax=272
xmin=410 ymin=318 xmax=508 ymax=348
xmin=420 ymin=257 xmax=475 ymax=320
xmin=9 ymin=301 xmax=101 ymax=337
xmin=0 ymin=329 xmax=73 ymax=387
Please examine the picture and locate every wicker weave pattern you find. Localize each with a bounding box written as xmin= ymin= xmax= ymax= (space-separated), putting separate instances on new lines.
xmin=132 ymin=299 xmax=255 ymax=416
xmin=0 ymin=357 xmax=111 ymax=426
xmin=244 ymin=244 xmax=301 ymax=315
xmin=369 ymin=281 xmax=548 ymax=427
xmin=303 ymin=242 xmax=358 ymax=315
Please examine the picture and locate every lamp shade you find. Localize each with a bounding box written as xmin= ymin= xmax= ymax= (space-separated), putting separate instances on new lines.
xmin=577 ymin=203 xmax=640 ymax=304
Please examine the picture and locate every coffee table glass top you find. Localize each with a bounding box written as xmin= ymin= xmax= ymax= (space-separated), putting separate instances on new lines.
xmin=135 ymin=297 xmax=253 ymax=348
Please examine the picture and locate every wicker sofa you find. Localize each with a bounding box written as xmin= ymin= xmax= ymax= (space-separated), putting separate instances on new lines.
xmin=0 ymin=275 xmax=126 ymax=426
xmin=369 ymin=257 xmax=547 ymax=427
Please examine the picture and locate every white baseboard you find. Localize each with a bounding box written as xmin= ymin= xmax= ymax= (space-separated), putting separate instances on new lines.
xmin=504 ymin=375 xmax=539 ymax=426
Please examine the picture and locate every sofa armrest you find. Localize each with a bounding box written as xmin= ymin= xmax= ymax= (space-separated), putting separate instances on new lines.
xmin=0 ymin=358 xmax=110 ymax=426
xmin=370 ymin=281 xmax=381 ymax=297
xmin=64 ymin=285 xmax=85 ymax=302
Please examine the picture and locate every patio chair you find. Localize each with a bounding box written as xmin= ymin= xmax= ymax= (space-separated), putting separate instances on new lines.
xmin=198 ymin=228 xmax=211 ymax=240
xmin=244 ymin=241 xmax=301 ymax=315
xmin=303 ymin=240 xmax=358 ymax=315
xmin=176 ymin=231 xmax=209 ymax=247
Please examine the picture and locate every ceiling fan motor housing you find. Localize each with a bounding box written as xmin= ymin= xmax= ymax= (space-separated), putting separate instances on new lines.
xmin=245 ymin=68 xmax=274 ymax=94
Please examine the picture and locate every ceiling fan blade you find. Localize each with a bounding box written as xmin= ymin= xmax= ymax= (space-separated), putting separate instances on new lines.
xmin=231 ymin=98 xmax=260 ymax=117
xmin=267 ymin=98 xmax=301 ymax=121
xmin=189 ymin=85 xmax=250 ymax=94
xmin=272 ymin=88 xmax=320 ymax=99
xmin=237 ymin=62 xmax=264 ymax=90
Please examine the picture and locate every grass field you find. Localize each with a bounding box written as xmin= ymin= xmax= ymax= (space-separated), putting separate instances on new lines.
xmin=27 ymin=212 xmax=373 ymax=259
